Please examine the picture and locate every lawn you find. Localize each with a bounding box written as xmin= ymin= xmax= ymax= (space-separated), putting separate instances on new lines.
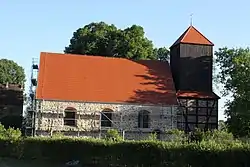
xmin=0 ymin=158 xmax=62 ymax=167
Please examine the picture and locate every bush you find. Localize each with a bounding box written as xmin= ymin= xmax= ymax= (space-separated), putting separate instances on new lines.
xmin=166 ymin=129 xmax=187 ymax=143
xmin=1 ymin=127 xmax=250 ymax=166
xmin=105 ymin=129 xmax=123 ymax=142
xmin=0 ymin=123 xmax=22 ymax=140
xmin=51 ymin=131 xmax=64 ymax=139
xmin=148 ymin=132 xmax=158 ymax=141
xmin=0 ymin=136 xmax=250 ymax=167
xmin=202 ymin=129 xmax=234 ymax=142
xmin=167 ymin=128 xmax=235 ymax=144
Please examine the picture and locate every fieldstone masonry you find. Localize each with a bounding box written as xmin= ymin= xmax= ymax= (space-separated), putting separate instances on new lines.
xmin=34 ymin=100 xmax=178 ymax=140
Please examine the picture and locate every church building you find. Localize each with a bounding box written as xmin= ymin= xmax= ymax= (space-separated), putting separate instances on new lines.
xmin=26 ymin=25 xmax=220 ymax=140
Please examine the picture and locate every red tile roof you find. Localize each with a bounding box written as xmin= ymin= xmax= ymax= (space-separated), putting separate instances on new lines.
xmin=171 ymin=26 xmax=214 ymax=48
xmin=176 ymin=90 xmax=220 ymax=99
xmin=36 ymin=52 xmax=177 ymax=105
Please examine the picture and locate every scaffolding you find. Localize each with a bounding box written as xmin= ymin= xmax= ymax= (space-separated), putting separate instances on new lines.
xmin=24 ymin=58 xmax=39 ymax=136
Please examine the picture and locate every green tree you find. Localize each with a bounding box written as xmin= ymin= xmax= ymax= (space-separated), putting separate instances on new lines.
xmin=0 ymin=59 xmax=25 ymax=85
xmin=153 ymin=47 xmax=169 ymax=61
xmin=215 ymin=47 xmax=250 ymax=137
xmin=65 ymin=22 xmax=169 ymax=60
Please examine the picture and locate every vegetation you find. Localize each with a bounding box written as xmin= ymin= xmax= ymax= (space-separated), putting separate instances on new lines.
xmin=0 ymin=58 xmax=25 ymax=131
xmin=0 ymin=123 xmax=22 ymax=140
xmin=0 ymin=59 xmax=25 ymax=85
xmin=105 ymin=129 xmax=123 ymax=141
xmin=215 ymin=47 xmax=250 ymax=137
xmin=1 ymin=124 xmax=250 ymax=166
xmin=65 ymin=22 xmax=169 ymax=61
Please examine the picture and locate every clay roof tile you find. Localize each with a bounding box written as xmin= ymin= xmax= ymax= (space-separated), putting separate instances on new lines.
xmin=170 ymin=26 xmax=214 ymax=48
xmin=36 ymin=52 xmax=178 ymax=106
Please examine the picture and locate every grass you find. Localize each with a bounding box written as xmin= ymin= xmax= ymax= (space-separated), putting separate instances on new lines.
xmin=0 ymin=158 xmax=62 ymax=167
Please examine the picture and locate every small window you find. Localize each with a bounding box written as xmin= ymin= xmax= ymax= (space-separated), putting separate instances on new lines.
xmin=64 ymin=107 xmax=76 ymax=126
xmin=138 ymin=110 xmax=150 ymax=128
xmin=101 ymin=109 xmax=113 ymax=127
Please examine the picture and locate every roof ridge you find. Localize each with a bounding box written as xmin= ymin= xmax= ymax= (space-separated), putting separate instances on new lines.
xmin=40 ymin=52 xmax=132 ymax=61
xmin=40 ymin=52 xmax=170 ymax=64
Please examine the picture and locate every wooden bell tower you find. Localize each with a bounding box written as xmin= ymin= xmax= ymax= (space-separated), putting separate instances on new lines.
xmin=170 ymin=26 xmax=220 ymax=132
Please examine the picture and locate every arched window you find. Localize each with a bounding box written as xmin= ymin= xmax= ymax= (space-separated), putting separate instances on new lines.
xmin=64 ymin=107 xmax=76 ymax=126
xmin=101 ymin=109 xmax=113 ymax=127
xmin=138 ymin=110 xmax=150 ymax=128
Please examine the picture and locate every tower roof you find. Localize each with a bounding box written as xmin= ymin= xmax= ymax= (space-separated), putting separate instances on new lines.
xmin=170 ymin=26 xmax=214 ymax=48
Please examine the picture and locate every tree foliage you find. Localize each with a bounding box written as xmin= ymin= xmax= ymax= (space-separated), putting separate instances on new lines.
xmin=65 ymin=22 xmax=169 ymax=61
xmin=215 ymin=47 xmax=250 ymax=137
xmin=153 ymin=47 xmax=170 ymax=61
xmin=0 ymin=59 xmax=25 ymax=85
xmin=218 ymin=120 xmax=227 ymax=131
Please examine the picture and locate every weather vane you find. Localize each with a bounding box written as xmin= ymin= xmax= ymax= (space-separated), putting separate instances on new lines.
xmin=190 ymin=13 xmax=193 ymax=26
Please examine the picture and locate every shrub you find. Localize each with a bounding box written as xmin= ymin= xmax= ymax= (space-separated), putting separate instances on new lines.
xmin=0 ymin=137 xmax=250 ymax=166
xmin=203 ymin=129 xmax=234 ymax=142
xmin=105 ymin=129 xmax=123 ymax=141
xmin=1 ymin=127 xmax=250 ymax=166
xmin=167 ymin=128 xmax=235 ymax=144
xmin=0 ymin=123 xmax=22 ymax=140
xmin=51 ymin=131 xmax=65 ymax=139
xmin=148 ymin=132 xmax=157 ymax=141
xmin=0 ymin=123 xmax=6 ymax=137
xmin=166 ymin=129 xmax=187 ymax=143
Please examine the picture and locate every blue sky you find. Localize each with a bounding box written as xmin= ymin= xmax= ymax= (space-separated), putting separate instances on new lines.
xmin=1 ymin=0 xmax=249 ymax=120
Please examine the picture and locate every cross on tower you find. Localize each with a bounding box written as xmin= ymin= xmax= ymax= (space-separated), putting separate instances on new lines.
xmin=190 ymin=13 xmax=193 ymax=26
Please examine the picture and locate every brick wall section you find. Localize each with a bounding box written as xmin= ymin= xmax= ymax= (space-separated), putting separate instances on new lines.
xmin=34 ymin=100 xmax=178 ymax=140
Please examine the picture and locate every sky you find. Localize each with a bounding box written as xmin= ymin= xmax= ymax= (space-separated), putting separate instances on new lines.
xmin=1 ymin=0 xmax=250 ymax=120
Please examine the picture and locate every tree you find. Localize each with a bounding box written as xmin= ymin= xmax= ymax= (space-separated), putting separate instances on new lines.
xmin=0 ymin=59 xmax=25 ymax=85
xmin=215 ymin=47 xmax=250 ymax=137
xmin=65 ymin=22 xmax=169 ymax=61
xmin=153 ymin=47 xmax=169 ymax=61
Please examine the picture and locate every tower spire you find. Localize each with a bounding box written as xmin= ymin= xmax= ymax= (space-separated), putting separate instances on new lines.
xmin=190 ymin=13 xmax=193 ymax=26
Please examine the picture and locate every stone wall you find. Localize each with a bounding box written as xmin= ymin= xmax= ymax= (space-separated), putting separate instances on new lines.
xmin=34 ymin=100 xmax=178 ymax=140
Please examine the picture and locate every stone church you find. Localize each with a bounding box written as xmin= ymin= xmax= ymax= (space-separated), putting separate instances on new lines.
xmin=27 ymin=25 xmax=220 ymax=140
